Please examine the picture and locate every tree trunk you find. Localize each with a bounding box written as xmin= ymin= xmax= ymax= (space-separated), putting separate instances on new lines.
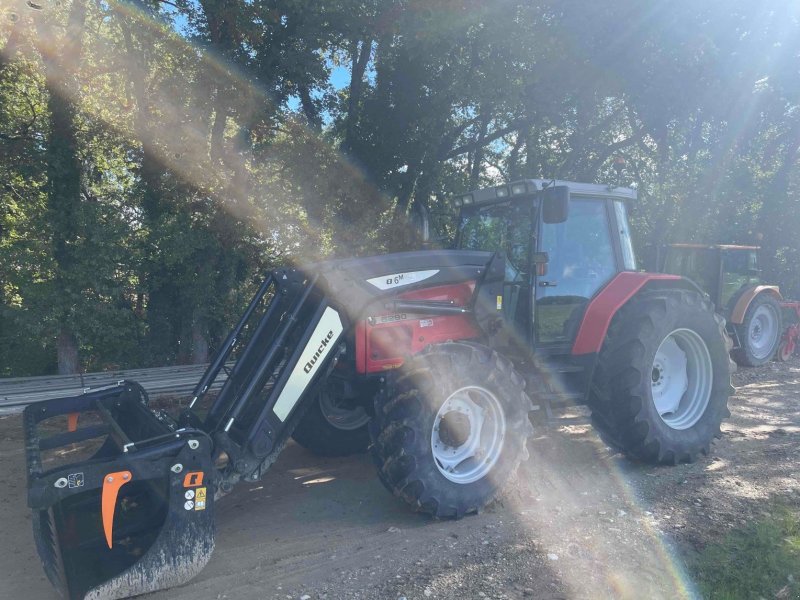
xmin=210 ymin=93 xmax=228 ymax=163
xmin=34 ymin=0 xmax=88 ymax=374
xmin=298 ymin=84 xmax=321 ymax=130
xmin=191 ymin=319 xmax=209 ymax=364
xmin=508 ymin=124 xmax=529 ymax=180
xmin=469 ymin=113 xmax=490 ymax=188
xmin=525 ymin=127 xmax=540 ymax=177
xmin=176 ymin=316 xmax=192 ymax=365
xmin=57 ymin=328 xmax=79 ymax=375
xmin=0 ymin=22 xmax=20 ymax=76
xmin=392 ymin=162 xmax=419 ymax=221
xmin=343 ymin=39 xmax=372 ymax=152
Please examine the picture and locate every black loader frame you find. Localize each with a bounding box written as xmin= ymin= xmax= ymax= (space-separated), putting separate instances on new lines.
xmin=24 ymin=269 xmax=348 ymax=598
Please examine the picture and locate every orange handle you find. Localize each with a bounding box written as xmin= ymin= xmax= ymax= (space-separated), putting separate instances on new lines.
xmin=101 ymin=471 xmax=132 ymax=549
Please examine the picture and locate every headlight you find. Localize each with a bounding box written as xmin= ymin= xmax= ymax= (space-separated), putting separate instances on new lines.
xmin=511 ymin=182 xmax=527 ymax=195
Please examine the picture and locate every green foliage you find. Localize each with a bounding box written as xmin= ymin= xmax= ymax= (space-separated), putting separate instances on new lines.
xmin=689 ymin=505 xmax=800 ymax=599
xmin=0 ymin=0 xmax=799 ymax=374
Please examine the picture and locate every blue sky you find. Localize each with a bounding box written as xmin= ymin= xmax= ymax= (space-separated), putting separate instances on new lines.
xmin=166 ymin=6 xmax=352 ymax=114
xmin=330 ymin=65 xmax=350 ymax=90
xmin=287 ymin=63 xmax=351 ymax=112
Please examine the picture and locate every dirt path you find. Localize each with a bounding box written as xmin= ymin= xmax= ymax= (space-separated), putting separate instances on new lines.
xmin=1 ymin=358 xmax=798 ymax=600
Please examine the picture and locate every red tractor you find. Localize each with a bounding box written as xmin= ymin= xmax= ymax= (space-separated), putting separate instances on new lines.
xmin=23 ymin=179 xmax=734 ymax=599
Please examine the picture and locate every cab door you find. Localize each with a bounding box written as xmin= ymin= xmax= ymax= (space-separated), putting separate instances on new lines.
xmin=535 ymin=198 xmax=618 ymax=345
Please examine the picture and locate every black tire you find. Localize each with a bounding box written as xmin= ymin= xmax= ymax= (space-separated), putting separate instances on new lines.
xmin=291 ymin=388 xmax=371 ymax=457
xmin=589 ymin=289 xmax=734 ymax=465
xmin=370 ymin=341 xmax=533 ymax=519
xmin=731 ymin=293 xmax=783 ymax=367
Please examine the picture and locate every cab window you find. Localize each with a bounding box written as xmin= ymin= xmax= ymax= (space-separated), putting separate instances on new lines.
xmin=458 ymin=200 xmax=535 ymax=281
xmin=536 ymin=199 xmax=616 ymax=343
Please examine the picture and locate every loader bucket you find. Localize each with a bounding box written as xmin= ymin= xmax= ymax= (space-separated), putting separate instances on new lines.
xmin=24 ymin=382 xmax=216 ymax=600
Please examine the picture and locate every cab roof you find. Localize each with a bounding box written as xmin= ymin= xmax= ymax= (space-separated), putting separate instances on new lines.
xmin=460 ymin=179 xmax=637 ymax=206
xmin=668 ymin=243 xmax=761 ymax=251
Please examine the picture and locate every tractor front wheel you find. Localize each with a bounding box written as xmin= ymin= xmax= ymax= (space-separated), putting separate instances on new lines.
xmin=370 ymin=342 xmax=533 ymax=518
xmin=590 ymin=289 xmax=734 ymax=464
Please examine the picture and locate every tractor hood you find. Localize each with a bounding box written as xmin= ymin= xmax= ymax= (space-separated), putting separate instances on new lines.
xmin=306 ymin=249 xmax=497 ymax=318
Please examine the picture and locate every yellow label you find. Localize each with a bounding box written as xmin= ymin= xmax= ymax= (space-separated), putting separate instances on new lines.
xmin=195 ymin=487 xmax=207 ymax=510
xmin=496 ymin=295 xmax=503 ymax=310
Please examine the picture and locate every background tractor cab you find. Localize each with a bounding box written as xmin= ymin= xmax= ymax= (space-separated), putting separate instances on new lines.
xmin=658 ymin=243 xmax=785 ymax=366
xmin=454 ymin=179 xmax=637 ymax=357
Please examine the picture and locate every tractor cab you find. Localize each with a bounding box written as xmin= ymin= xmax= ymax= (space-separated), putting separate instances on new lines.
xmin=454 ymin=179 xmax=637 ymax=353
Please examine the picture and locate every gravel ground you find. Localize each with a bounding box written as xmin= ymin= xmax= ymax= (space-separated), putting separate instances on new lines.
xmin=0 ymin=357 xmax=798 ymax=600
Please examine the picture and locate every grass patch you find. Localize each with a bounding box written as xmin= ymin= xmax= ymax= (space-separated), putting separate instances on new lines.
xmin=689 ymin=505 xmax=800 ymax=599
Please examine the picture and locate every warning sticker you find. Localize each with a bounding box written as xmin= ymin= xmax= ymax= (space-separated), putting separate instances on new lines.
xmin=67 ymin=473 xmax=84 ymax=489
xmin=195 ymin=487 xmax=207 ymax=511
xmin=183 ymin=471 xmax=204 ymax=488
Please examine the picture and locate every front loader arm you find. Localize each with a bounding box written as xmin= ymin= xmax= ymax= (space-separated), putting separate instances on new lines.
xmin=192 ymin=251 xmax=496 ymax=480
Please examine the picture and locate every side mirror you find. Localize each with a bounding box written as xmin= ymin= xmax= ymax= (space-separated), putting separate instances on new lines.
xmin=541 ymin=185 xmax=570 ymax=224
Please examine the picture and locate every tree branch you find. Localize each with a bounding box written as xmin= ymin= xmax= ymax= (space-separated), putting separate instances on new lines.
xmin=584 ymin=129 xmax=647 ymax=175
xmin=442 ymin=122 xmax=521 ymax=161
xmin=297 ymin=83 xmax=321 ymax=130
xmin=0 ymin=93 xmax=38 ymax=141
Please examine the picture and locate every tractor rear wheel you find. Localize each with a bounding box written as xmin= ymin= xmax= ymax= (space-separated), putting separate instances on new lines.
xmin=589 ymin=289 xmax=734 ymax=464
xmin=731 ymin=293 xmax=783 ymax=367
xmin=370 ymin=342 xmax=533 ymax=518
xmin=291 ymin=385 xmax=371 ymax=457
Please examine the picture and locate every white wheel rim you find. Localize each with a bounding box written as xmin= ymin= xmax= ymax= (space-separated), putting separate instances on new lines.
xmin=318 ymin=391 xmax=370 ymax=431
xmin=651 ymin=329 xmax=713 ymax=430
xmin=430 ymin=386 xmax=506 ymax=484
xmin=748 ymin=304 xmax=779 ymax=360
